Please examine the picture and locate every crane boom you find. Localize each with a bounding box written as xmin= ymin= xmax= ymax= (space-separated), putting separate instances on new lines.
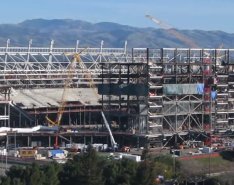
xmin=72 ymin=52 xmax=118 ymax=150
xmin=46 ymin=53 xmax=78 ymax=126
xmin=101 ymin=111 xmax=118 ymax=148
xmin=145 ymin=14 xmax=198 ymax=48
xmin=46 ymin=48 xmax=87 ymax=147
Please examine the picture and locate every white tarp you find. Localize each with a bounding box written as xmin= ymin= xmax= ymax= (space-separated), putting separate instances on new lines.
xmin=0 ymin=125 xmax=58 ymax=133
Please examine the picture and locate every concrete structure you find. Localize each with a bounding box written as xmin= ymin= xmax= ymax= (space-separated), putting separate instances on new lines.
xmin=0 ymin=41 xmax=233 ymax=147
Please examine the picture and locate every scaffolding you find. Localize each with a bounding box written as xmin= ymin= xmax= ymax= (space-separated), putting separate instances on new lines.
xmin=0 ymin=42 xmax=234 ymax=144
xmin=0 ymin=40 xmax=130 ymax=88
xmin=148 ymin=48 xmax=234 ymax=137
xmin=0 ymin=86 xmax=11 ymax=127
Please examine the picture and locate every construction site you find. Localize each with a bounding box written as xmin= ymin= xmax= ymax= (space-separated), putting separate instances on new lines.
xmin=0 ymin=14 xmax=232 ymax=152
xmin=0 ymin=39 xmax=233 ymax=150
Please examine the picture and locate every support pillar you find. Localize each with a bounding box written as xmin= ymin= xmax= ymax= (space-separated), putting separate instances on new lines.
xmin=91 ymin=136 xmax=93 ymax=144
xmin=84 ymin=136 xmax=86 ymax=145
xmin=70 ymin=136 xmax=72 ymax=144
xmin=14 ymin=132 xmax=16 ymax=150
xmin=19 ymin=113 xmax=22 ymax=127
xmin=174 ymin=134 xmax=178 ymax=146
xmin=27 ymin=136 xmax=31 ymax=147
xmin=5 ymin=134 xmax=8 ymax=170
xmin=137 ymin=136 xmax=140 ymax=149
xmin=106 ymin=136 xmax=109 ymax=145
xmin=49 ymin=136 xmax=51 ymax=147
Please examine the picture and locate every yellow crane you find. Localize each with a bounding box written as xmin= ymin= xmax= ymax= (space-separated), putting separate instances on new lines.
xmin=46 ymin=47 xmax=117 ymax=149
xmin=46 ymin=48 xmax=87 ymax=147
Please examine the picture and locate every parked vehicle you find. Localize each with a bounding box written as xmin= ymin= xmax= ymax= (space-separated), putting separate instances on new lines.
xmin=121 ymin=146 xmax=130 ymax=152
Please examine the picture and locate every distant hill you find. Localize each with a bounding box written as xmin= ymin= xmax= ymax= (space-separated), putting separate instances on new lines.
xmin=0 ymin=19 xmax=234 ymax=48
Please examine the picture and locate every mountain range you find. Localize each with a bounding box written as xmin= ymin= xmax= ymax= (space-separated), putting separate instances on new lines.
xmin=0 ymin=19 xmax=233 ymax=48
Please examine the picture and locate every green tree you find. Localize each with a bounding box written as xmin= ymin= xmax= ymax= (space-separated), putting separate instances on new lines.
xmin=1 ymin=165 xmax=25 ymax=185
xmin=59 ymin=158 xmax=81 ymax=185
xmin=0 ymin=177 xmax=11 ymax=185
xmin=11 ymin=178 xmax=24 ymax=185
xmin=1 ymin=164 xmax=46 ymax=185
xmin=141 ymin=148 xmax=150 ymax=160
xmin=77 ymin=146 xmax=104 ymax=185
xmin=153 ymin=155 xmax=179 ymax=179
xmin=60 ymin=145 xmax=104 ymax=185
xmin=154 ymin=162 xmax=173 ymax=180
xmin=26 ymin=163 xmax=45 ymax=185
xmin=118 ymin=159 xmax=137 ymax=185
xmin=5 ymin=165 xmax=25 ymax=181
xmin=43 ymin=163 xmax=61 ymax=185
xmin=103 ymin=160 xmax=120 ymax=185
xmin=103 ymin=158 xmax=138 ymax=185
xmin=134 ymin=160 xmax=156 ymax=185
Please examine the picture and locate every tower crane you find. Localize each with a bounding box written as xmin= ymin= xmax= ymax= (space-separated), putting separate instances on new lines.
xmin=145 ymin=14 xmax=226 ymax=64
xmin=145 ymin=14 xmax=200 ymax=48
xmin=145 ymin=14 xmax=199 ymax=48
xmin=145 ymin=14 xmax=224 ymax=53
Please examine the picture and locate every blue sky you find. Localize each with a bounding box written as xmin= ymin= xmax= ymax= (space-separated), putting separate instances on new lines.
xmin=1 ymin=0 xmax=234 ymax=33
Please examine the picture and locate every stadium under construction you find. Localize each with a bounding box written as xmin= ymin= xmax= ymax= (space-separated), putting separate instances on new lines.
xmin=0 ymin=40 xmax=234 ymax=149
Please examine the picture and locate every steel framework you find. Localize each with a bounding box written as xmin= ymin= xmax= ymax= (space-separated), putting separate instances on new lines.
xmin=99 ymin=48 xmax=149 ymax=135
xmin=0 ymin=40 xmax=234 ymax=136
xmin=0 ymin=40 xmax=132 ymax=88
xmin=148 ymin=48 xmax=234 ymax=137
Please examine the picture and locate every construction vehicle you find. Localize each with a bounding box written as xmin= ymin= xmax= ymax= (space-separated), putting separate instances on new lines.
xmin=46 ymin=48 xmax=87 ymax=148
xmin=71 ymin=52 xmax=118 ymax=151
xmin=121 ymin=146 xmax=131 ymax=152
xmin=46 ymin=48 xmax=118 ymax=150
xmin=101 ymin=112 xmax=118 ymax=150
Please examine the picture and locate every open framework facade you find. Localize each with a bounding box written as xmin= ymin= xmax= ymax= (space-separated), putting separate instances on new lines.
xmin=148 ymin=48 xmax=234 ymax=137
xmin=0 ymin=41 xmax=233 ymax=139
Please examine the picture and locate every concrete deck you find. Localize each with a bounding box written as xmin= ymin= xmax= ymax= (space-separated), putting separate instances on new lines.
xmin=9 ymin=88 xmax=100 ymax=109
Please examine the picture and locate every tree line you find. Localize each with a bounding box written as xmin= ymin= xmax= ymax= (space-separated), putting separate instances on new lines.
xmin=0 ymin=147 xmax=233 ymax=185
